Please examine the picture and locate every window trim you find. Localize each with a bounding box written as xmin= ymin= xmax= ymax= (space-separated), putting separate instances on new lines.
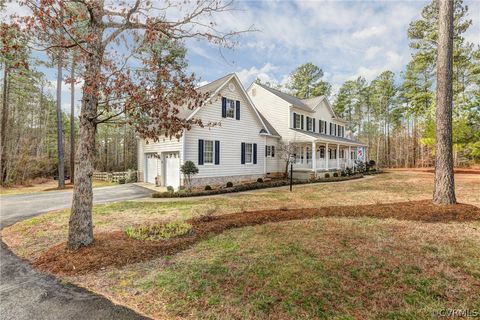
xmin=203 ymin=140 xmax=214 ymax=164
xmin=245 ymin=143 xmax=253 ymax=164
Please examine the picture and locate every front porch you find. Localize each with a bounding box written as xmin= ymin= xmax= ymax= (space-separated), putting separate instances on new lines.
xmin=291 ymin=141 xmax=359 ymax=174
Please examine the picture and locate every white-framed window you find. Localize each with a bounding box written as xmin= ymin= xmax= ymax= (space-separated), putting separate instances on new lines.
xmin=266 ymin=145 xmax=275 ymax=157
xmin=340 ymin=149 xmax=345 ymax=158
xmin=204 ymin=140 xmax=214 ymax=164
xmin=226 ymin=98 xmax=235 ymax=118
xmin=294 ymin=113 xmax=301 ymax=129
xmin=306 ymin=147 xmax=312 ymax=163
xmin=351 ymin=151 xmax=355 ymax=160
xmin=245 ymin=143 xmax=253 ymax=164
xmin=306 ymin=117 xmax=313 ymax=131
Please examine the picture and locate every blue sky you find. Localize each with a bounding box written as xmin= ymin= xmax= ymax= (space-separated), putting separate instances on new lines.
xmin=187 ymin=0 xmax=479 ymax=91
xmin=3 ymin=0 xmax=480 ymax=114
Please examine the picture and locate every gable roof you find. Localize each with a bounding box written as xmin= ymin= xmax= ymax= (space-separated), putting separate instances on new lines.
xmin=182 ymin=73 xmax=278 ymax=137
xmin=252 ymin=82 xmax=346 ymax=122
xmin=253 ymin=82 xmax=312 ymax=112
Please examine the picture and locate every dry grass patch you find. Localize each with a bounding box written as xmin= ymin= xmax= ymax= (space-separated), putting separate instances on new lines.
xmin=30 ymin=200 xmax=480 ymax=275
xmin=71 ymin=218 xmax=480 ymax=320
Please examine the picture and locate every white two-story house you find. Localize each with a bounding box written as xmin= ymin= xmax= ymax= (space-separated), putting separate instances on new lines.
xmin=248 ymin=82 xmax=366 ymax=178
xmin=137 ymin=73 xmax=366 ymax=188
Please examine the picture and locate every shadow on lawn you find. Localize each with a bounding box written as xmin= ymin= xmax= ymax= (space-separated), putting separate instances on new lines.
xmin=34 ymin=200 xmax=480 ymax=276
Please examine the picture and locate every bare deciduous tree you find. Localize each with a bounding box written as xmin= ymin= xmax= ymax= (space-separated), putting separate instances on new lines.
xmin=12 ymin=0 xmax=253 ymax=249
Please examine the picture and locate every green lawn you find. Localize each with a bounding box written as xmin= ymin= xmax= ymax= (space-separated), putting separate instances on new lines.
xmin=2 ymin=171 xmax=480 ymax=319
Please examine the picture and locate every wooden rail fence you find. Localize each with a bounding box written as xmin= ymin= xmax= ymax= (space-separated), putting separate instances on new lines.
xmin=93 ymin=171 xmax=135 ymax=183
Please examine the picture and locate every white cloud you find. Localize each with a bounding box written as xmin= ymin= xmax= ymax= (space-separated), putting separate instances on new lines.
xmin=365 ymin=46 xmax=384 ymax=60
xmin=236 ymin=63 xmax=278 ymax=86
xmin=352 ymin=26 xmax=388 ymax=40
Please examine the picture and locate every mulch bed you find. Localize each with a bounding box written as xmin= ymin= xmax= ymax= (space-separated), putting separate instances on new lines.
xmin=33 ymin=200 xmax=480 ymax=276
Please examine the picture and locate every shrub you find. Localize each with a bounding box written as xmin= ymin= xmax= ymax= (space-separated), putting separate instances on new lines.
xmin=324 ymin=173 xmax=330 ymax=178
xmin=345 ymin=167 xmax=353 ymax=176
xmin=180 ymin=161 xmax=199 ymax=192
xmin=204 ymin=185 xmax=212 ymax=191
xmin=118 ymin=178 xmax=126 ymax=184
xmin=125 ymin=221 xmax=192 ymax=241
xmin=179 ymin=185 xmax=186 ymax=191
xmin=166 ymin=185 xmax=174 ymax=193
xmin=341 ymin=171 xmax=347 ymax=177
xmin=226 ymin=181 xmax=233 ymax=188
xmin=333 ymin=172 xmax=339 ymax=177
xmin=257 ymin=178 xmax=264 ymax=183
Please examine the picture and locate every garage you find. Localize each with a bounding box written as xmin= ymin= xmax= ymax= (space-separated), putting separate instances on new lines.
xmin=145 ymin=153 xmax=158 ymax=184
xmin=164 ymin=152 xmax=180 ymax=189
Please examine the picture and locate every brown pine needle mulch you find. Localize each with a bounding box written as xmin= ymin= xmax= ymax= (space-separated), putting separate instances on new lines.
xmin=34 ymin=200 xmax=480 ymax=276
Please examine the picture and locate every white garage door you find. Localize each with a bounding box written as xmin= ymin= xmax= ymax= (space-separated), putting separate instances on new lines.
xmin=164 ymin=153 xmax=180 ymax=189
xmin=145 ymin=154 xmax=158 ymax=184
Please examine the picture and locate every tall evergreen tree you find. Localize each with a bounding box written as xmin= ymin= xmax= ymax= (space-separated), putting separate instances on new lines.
xmin=289 ymin=63 xmax=332 ymax=99
xmin=433 ymin=0 xmax=456 ymax=204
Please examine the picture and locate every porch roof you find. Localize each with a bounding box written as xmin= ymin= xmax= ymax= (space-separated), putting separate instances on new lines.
xmin=291 ymin=129 xmax=367 ymax=146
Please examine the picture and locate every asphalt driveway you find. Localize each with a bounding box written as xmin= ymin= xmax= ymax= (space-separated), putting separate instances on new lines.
xmin=0 ymin=184 xmax=153 ymax=320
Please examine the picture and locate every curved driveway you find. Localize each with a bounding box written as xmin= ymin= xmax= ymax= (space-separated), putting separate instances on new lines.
xmin=0 ymin=184 xmax=152 ymax=320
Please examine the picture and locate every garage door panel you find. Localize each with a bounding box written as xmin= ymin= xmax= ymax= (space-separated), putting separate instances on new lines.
xmin=165 ymin=153 xmax=180 ymax=189
xmin=145 ymin=153 xmax=158 ymax=184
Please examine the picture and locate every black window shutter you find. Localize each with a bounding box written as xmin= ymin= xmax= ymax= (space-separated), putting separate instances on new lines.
xmin=293 ymin=112 xmax=297 ymax=128
xmin=221 ymin=97 xmax=227 ymax=118
xmin=301 ymin=115 xmax=304 ymax=130
xmin=198 ymin=139 xmax=204 ymax=165
xmin=265 ymin=145 xmax=268 ymax=157
xmin=272 ymin=146 xmax=275 ymax=157
xmin=235 ymin=100 xmax=240 ymax=120
xmin=313 ymin=118 xmax=316 ymax=132
xmin=214 ymin=140 xmax=220 ymax=165
xmin=253 ymin=143 xmax=257 ymax=164
xmin=241 ymin=142 xmax=245 ymax=164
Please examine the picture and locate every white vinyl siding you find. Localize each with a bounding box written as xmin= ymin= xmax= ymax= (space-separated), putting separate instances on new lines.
xmin=184 ymin=78 xmax=266 ymax=178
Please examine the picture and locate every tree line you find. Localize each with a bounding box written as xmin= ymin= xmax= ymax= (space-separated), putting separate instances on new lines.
xmin=260 ymin=0 xmax=479 ymax=168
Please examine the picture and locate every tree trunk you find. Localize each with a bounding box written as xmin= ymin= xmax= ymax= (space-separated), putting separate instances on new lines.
xmin=433 ymin=0 xmax=456 ymax=205
xmin=0 ymin=66 xmax=9 ymax=185
xmin=70 ymin=57 xmax=75 ymax=183
xmin=68 ymin=15 xmax=104 ymax=249
xmin=56 ymin=48 xmax=65 ymax=189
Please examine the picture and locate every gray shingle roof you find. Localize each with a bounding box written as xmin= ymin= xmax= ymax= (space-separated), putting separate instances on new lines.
xmin=291 ymin=129 xmax=366 ymax=146
xmin=255 ymin=83 xmax=312 ymax=112
xmin=257 ymin=111 xmax=280 ymax=137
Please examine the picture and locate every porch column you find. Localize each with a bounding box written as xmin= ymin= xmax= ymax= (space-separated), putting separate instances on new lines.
xmin=312 ymin=141 xmax=317 ymax=177
xmin=348 ymin=146 xmax=351 ymax=167
xmin=336 ymin=144 xmax=340 ymax=169
xmin=325 ymin=142 xmax=329 ymax=170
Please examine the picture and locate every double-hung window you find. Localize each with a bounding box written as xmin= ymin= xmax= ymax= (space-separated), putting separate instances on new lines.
xmin=204 ymin=140 xmax=214 ymax=164
xmin=226 ymin=98 xmax=235 ymax=118
xmin=294 ymin=113 xmax=301 ymax=129
xmin=245 ymin=143 xmax=253 ymax=164
xmin=306 ymin=117 xmax=313 ymax=131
